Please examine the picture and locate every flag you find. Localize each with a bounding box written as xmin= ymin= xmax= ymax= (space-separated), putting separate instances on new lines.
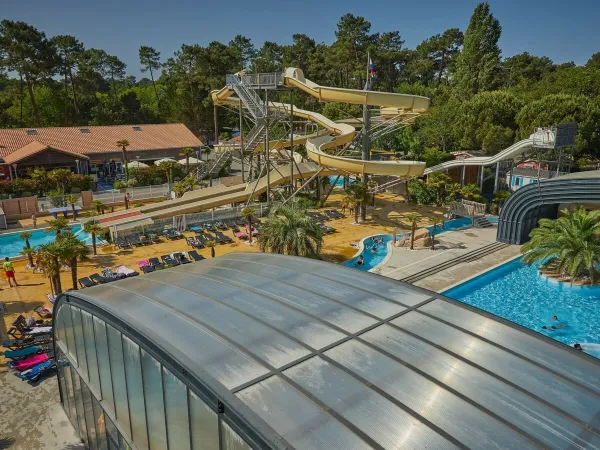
xmin=369 ymin=57 xmax=376 ymax=80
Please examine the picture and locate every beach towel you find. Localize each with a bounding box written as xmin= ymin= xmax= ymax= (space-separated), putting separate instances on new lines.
xmin=24 ymin=326 xmax=52 ymax=335
xmin=9 ymin=353 xmax=48 ymax=371
xmin=18 ymin=361 xmax=53 ymax=381
xmin=4 ymin=346 xmax=40 ymax=360
xmin=116 ymin=265 xmax=136 ymax=276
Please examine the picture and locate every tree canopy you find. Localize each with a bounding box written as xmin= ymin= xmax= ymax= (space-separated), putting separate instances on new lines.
xmin=0 ymin=3 xmax=599 ymax=161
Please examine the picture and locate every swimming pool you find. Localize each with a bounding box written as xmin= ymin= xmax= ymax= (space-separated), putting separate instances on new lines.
xmin=0 ymin=225 xmax=103 ymax=259
xmin=343 ymin=216 xmax=476 ymax=271
xmin=445 ymin=257 xmax=600 ymax=359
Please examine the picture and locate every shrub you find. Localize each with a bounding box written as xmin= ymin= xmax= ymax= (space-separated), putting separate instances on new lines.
xmin=407 ymin=179 xmax=437 ymax=205
xmin=134 ymin=201 xmax=144 ymax=208
xmin=70 ymin=187 xmax=81 ymax=194
xmin=113 ymin=181 xmax=127 ymax=190
xmin=48 ymin=189 xmax=67 ymax=207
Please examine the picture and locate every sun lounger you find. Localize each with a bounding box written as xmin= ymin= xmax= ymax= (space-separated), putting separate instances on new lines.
xmin=216 ymin=231 xmax=233 ymax=243
xmin=4 ymin=343 xmax=53 ymax=360
xmin=186 ymin=237 xmax=204 ymax=249
xmin=115 ymin=265 xmax=139 ymax=277
xmin=18 ymin=360 xmax=55 ymax=382
xmin=161 ymin=255 xmax=179 ymax=266
xmin=149 ymin=234 xmax=162 ymax=243
xmin=115 ymin=237 xmax=132 ymax=249
xmin=148 ymin=258 xmax=165 ymax=270
xmin=90 ymin=273 xmax=110 ymax=284
xmin=204 ymin=223 xmax=218 ymax=232
xmin=215 ymin=221 xmax=228 ymax=230
xmin=138 ymin=260 xmax=155 ymax=274
xmin=233 ymin=227 xmax=248 ymax=240
xmin=8 ymin=353 xmax=49 ymax=371
xmin=34 ymin=306 xmax=53 ymax=319
xmin=188 ymin=224 xmax=202 ymax=233
xmin=1 ymin=334 xmax=52 ymax=350
xmin=328 ymin=209 xmax=345 ymax=219
xmin=172 ymin=252 xmax=191 ymax=264
xmin=102 ymin=268 xmax=126 ymax=281
xmin=204 ymin=232 xmax=223 ymax=244
xmin=187 ymin=250 xmax=206 ymax=262
xmin=246 ymin=226 xmax=259 ymax=237
xmin=14 ymin=315 xmax=50 ymax=329
xmin=7 ymin=325 xmax=53 ymax=340
xmin=127 ymin=235 xmax=144 ymax=247
xmin=78 ymin=277 xmax=98 ymax=288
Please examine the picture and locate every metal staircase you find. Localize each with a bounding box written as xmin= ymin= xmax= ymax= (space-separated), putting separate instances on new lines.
xmin=226 ymin=75 xmax=265 ymax=120
xmin=242 ymin=124 xmax=268 ymax=153
xmin=187 ymin=150 xmax=232 ymax=186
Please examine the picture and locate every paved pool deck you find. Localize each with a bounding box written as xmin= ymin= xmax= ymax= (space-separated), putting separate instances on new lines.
xmin=372 ymin=226 xmax=522 ymax=293
xmin=0 ymin=370 xmax=83 ymax=449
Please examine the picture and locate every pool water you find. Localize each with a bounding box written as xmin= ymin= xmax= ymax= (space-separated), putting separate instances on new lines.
xmin=343 ymin=216 xmax=475 ymax=271
xmin=0 ymin=225 xmax=103 ymax=259
xmin=445 ymin=257 xmax=600 ymax=359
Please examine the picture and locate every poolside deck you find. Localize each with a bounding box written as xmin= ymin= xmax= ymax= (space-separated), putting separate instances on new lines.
xmin=376 ymin=226 xmax=522 ymax=292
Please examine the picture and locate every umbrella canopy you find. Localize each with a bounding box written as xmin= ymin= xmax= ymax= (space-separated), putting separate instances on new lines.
xmin=154 ymin=158 xmax=180 ymax=166
xmin=126 ymin=161 xmax=149 ymax=169
xmin=177 ymin=157 xmax=203 ymax=165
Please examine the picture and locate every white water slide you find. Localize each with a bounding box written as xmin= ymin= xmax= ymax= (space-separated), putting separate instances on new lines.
xmin=424 ymin=129 xmax=556 ymax=175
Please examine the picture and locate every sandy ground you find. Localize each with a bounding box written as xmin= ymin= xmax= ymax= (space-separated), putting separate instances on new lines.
xmin=0 ymin=192 xmax=445 ymax=369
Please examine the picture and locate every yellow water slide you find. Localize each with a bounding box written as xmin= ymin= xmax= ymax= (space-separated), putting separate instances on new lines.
xmin=211 ymin=68 xmax=430 ymax=177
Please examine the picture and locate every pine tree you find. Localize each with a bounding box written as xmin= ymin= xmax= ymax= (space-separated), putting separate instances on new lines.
xmin=452 ymin=2 xmax=502 ymax=97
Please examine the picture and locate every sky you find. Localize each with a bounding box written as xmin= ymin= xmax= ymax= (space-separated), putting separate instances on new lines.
xmin=3 ymin=0 xmax=599 ymax=77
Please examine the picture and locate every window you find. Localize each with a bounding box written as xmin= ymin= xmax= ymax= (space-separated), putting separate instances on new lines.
xmin=122 ymin=335 xmax=148 ymax=449
xmin=26 ymin=129 xmax=38 ymax=135
xmin=163 ymin=367 xmax=191 ymax=450
xmin=221 ymin=421 xmax=253 ymax=450
xmin=141 ymin=349 xmax=168 ymax=450
xmin=106 ymin=324 xmax=131 ymax=437
xmin=80 ymin=128 xmax=91 ymax=133
xmin=93 ymin=316 xmax=115 ymax=414
xmin=82 ymin=310 xmax=101 ymax=395
xmin=132 ymin=126 xmax=142 ymax=131
xmin=190 ymin=390 xmax=219 ymax=449
xmin=71 ymin=307 xmax=88 ymax=378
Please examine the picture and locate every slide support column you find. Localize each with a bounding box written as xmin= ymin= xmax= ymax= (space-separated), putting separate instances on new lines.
xmin=264 ymin=89 xmax=270 ymax=206
xmin=494 ymin=162 xmax=500 ymax=192
xmin=239 ymin=98 xmax=245 ymax=182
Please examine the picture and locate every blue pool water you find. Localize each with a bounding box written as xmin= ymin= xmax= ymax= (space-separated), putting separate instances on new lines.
xmin=343 ymin=216 xmax=475 ymax=271
xmin=445 ymin=257 xmax=600 ymax=358
xmin=329 ymin=176 xmax=355 ymax=187
xmin=0 ymin=225 xmax=102 ymax=259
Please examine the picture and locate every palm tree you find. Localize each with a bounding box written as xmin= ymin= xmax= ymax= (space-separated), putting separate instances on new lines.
xmin=65 ymin=194 xmax=79 ymax=218
xmin=367 ymin=179 xmax=377 ymax=207
xmin=426 ymin=172 xmax=451 ymax=206
xmin=117 ymin=139 xmax=130 ymax=181
xmin=83 ymin=220 xmax=103 ymax=256
xmin=37 ymin=243 xmax=64 ymax=294
xmin=461 ymin=184 xmax=484 ymax=202
xmin=241 ymin=207 xmax=256 ymax=243
xmin=158 ymin=160 xmax=179 ymax=186
xmin=258 ymin=204 xmax=324 ymax=257
xmin=172 ymin=181 xmax=186 ymax=198
xmin=429 ymin=217 xmax=444 ymax=251
xmin=91 ymin=199 xmax=106 ymax=214
xmin=404 ymin=212 xmax=421 ymax=250
xmin=60 ymin=232 xmax=90 ymax=290
xmin=49 ymin=168 xmax=73 ymax=193
xmin=46 ymin=217 xmax=70 ymax=239
xmin=19 ymin=232 xmax=34 ymax=267
xmin=206 ymin=240 xmax=216 ymax=258
xmin=180 ymin=147 xmax=196 ymax=173
xmin=522 ymin=207 xmax=600 ymax=284
xmin=345 ymin=181 xmax=371 ymax=223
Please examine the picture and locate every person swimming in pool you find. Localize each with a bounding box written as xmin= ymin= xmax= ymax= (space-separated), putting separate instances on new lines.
xmin=372 ymin=246 xmax=378 ymax=253
xmin=356 ymin=255 xmax=364 ymax=266
xmin=542 ymin=315 xmax=567 ymax=330
xmin=574 ymin=343 xmax=583 ymax=351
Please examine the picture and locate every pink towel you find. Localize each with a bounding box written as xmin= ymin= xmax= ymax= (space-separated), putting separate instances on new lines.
xmin=138 ymin=260 xmax=151 ymax=268
xmin=9 ymin=353 xmax=49 ymax=371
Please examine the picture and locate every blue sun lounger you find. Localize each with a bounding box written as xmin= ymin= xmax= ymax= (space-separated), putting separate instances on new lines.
xmin=18 ymin=361 xmax=54 ymax=382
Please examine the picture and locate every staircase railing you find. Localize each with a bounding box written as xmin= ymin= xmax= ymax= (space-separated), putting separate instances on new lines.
xmin=186 ymin=150 xmax=232 ymax=189
xmin=227 ymin=74 xmax=264 ymax=119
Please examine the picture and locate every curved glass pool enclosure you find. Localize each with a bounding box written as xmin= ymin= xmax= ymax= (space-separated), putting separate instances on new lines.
xmin=53 ymin=253 xmax=600 ymax=450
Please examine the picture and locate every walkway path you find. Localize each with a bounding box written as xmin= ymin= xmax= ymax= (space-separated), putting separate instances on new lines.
xmin=374 ymin=226 xmax=522 ymax=292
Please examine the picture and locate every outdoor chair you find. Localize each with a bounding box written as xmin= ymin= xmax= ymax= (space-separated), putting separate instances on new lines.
xmin=90 ymin=273 xmax=111 ymax=284
xmin=1 ymin=335 xmax=51 ymax=350
xmin=102 ymin=268 xmax=126 ymax=281
xmin=173 ymin=252 xmax=192 ymax=264
xmin=233 ymin=228 xmax=248 ymax=240
xmin=9 ymin=353 xmax=50 ymax=372
xmin=216 ymin=221 xmax=228 ymax=230
xmin=17 ymin=360 xmax=55 ymax=383
xmin=34 ymin=306 xmax=53 ymax=319
xmin=216 ymin=232 xmax=233 ymax=244
xmin=148 ymin=258 xmax=165 ymax=270
xmin=127 ymin=235 xmax=143 ymax=247
xmin=13 ymin=315 xmax=51 ymax=329
xmin=115 ymin=237 xmax=132 ymax=249
xmin=115 ymin=265 xmax=139 ymax=277
xmin=188 ymin=224 xmax=202 ymax=233
xmin=187 ymin=250 xmax=206 ymax=262
xmin=186 ymin=237 xmax=204 ymax=249
xmin=161 ymin=255 xmax=180 ymax=267
xmin=7 ymin=320 xmax=53 ymax=340
xmin=138 ymin=261 xmax=155 ymax=274
xmin=149 ymin=234 xmax=162 ymax=243
xmin=78 ymin=277 xmax=98 ymax=289
xmin=226 ymin=220 xmax=237 ymax=228
xmin=4 ymin=343 xmax=53 ymax=360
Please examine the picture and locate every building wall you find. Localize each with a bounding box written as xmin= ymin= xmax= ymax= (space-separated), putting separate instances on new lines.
xmin=54 ymin=298 xmax=253 ymax=450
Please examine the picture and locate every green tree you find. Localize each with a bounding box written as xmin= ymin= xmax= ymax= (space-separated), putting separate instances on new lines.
xmin=180 ymin=147 xmax=196 ymax=173
xmin=158 ymin=160 xmax=179 ymax=186
xmin=139 ymin=46 xmax=162 ymax=106
xmin=91 ymin=199 xmax=106 ymax=214
xmin=493 ymin=189 xmax=511 ymax=207
xmin=0 ymin=20 xmax=58 ymax=126
xmin=452 ymin=2 xmax=502 ymax=97
xmin=426 ymin=171 xmax=451 ymax=205
xmin=49 ymin=168 xmax=73 ymax=192
xmin=19 ymin=231 xmax=34 ymax=267
xmin=228 ymin=35 xmax=255 ymax=70
xmin=27 ymin=167 xmax=50 ymax=196
xmin=585 ymin=52 xmax=600 ymax=70
xmin=241 ymin=207 xmax=256 ymax=243
xmin=345 ymin=181 xmax=371 ymax=222
xmin=51 ymin=35 xmax=84 ymax=119
xmin=65 ymin=193 xmax=79 ymax=217
xmin=461 ymin=184 xmax=484 ymax=202
xmin=46 ymin=217 xmax=70 ymax=238
xmin=37 ymin=242 xmax=63 ymax=294
xmin=60 ymin=231 xmax=90 ymax=290
xmin=404 ymin=212 xmax=421 ymax=250
xmin=522 ymin=207 xmax=600 ymax=284
xmin=206 ymin=240 xmax=216 ymax=258
xmin=117 ymin=139 xmax=130 ymax=181
xmin=83 ymin=219 xmax=103 ymax=256
xmin=258 ymin=203 xmax=324 ymax=257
